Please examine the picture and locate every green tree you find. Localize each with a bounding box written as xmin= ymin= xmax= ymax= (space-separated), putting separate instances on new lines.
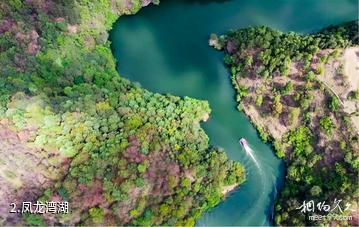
xmin=281 ymin=81 xmax=293 ymax=95
xmin=255 ymin=95 xmax=263 ymax=106
xmin=245 ymin=55 xmax=253 ymax=67
xmin=319 ymin=116 xmax=334 ymax=135
xmin=272 ymin=94 xmax=283 ymax=116
xmin=23 ymin=214 xmax=45 ymax=226
xmin=89 ymin=207 xmax=104 ymax=224
xmin=310 ymin=186 xmax=322 ymax=196
xmin=329 ymin=96 xmax=340 ymax=112
xmin=288 ymin=107 xmax=300 ymax=126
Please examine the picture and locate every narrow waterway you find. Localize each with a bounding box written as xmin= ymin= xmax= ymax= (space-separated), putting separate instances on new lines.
xmin=109 ymin=0 xmax=357 ymax=225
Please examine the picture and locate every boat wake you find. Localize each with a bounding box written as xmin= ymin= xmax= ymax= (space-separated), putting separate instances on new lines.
xmin=238 ymin=138 xmax=269 ymax=225
xmin=239 ymin=138 xmax=261 ymax=168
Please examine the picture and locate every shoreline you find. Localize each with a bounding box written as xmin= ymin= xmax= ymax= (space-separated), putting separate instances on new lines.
xmin=221 ymin=183 xmax=239 ymax=195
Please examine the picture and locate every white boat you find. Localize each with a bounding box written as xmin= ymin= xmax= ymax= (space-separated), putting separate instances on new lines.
xmin=239 ymin=138 xmax=247 ymax=146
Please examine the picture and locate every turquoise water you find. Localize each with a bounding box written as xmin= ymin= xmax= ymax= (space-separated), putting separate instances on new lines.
xmin=110 ymin=0 xmax=357 ymax=225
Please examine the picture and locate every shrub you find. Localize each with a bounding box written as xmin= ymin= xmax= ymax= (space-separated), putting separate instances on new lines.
xmin=319 ymin=116 xmax=334 ymax=135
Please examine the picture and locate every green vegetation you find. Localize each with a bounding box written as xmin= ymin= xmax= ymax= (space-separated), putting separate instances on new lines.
xmin=350 ymin=90 xmax=359 ymax=100
xmin=0 ymin=0 xmax=245 ymax=225
xmin=215 ymin=20 xmax=359 ymax=226
xmin=272 ymin=94 xmax=283 ymax=117
xmin=329 ymin=96 xmax=340 ymax=112
xmin=281 ymin=81 xmax=293 ymax=95
xmin=23 ymin=214 xmax=45 ymax=226
xmin=287 ymin=126 xmax=313 ymax=156
xmin=319 ymin=116 xmax=334 ymax=135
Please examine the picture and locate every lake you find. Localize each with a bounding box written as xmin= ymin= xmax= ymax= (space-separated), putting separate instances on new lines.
xmin=109 ymin=0 xmax=357 ymax=225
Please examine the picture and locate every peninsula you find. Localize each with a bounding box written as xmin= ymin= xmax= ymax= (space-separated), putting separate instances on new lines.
xmin=212 ymin=20 xmax=359 ymax=225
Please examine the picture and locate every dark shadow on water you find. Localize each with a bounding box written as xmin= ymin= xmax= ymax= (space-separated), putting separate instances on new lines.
xmin=266 ymin=160 xmax=286 ymax=224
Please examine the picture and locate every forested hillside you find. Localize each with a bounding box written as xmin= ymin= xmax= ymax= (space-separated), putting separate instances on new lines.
xmin=0 ymin=0 xmax=245 ymax=225
xmin=213 ymin=21 xmax=359 ymax=225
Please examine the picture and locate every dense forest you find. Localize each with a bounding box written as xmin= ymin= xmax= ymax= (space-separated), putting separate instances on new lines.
xmin=0 ymin=0 xmax=245 ymax=225
xmin=214 ymin=21 xmax=359 ymax=225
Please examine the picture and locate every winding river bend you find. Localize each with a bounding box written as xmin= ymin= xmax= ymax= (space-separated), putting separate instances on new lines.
xmin=110 ymin=0 xmax=357 ymax=225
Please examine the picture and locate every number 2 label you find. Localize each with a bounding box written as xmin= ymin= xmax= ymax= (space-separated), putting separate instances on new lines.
xmin=9 ymin=203 xmax=17 ymax=213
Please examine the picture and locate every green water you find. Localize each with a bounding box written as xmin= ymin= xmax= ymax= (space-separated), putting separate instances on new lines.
xmin=110 ymin=0 xmax=357 ymax=225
